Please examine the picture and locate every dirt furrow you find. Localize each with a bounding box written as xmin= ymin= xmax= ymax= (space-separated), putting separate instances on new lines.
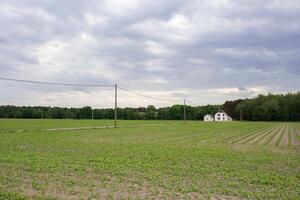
xmin=284 ymin=124 xmax=290 ymax=145
xmin=268 ymin=125 xmax=286 ymax=145
xmin=214 ymin=128 xmax=260 ymax=143
xmin=230 ymin=126 xmax=274 ymax=144
xmin=288 ymin=125 xmax=292 ymax=146
xmin=268 ymin=125 xmax=285 ymax=146
xmin=164 ymin=130 xmax=213 ymax=142
xmin=280 ymin=125 xmax=290 ymax=146
xmin=247 ymin=126 xmax=279 ymax=145
xmin=223 ymin=127 xmax=270 ymax=144
xmin=295 ymin=125 xmax=300 ymax=141
xmin=236 ymin=126 xmax=277 ymax=144
xmin=200 ymin=134 xmax=230 ymax=143
xmin=291 ymin=125 xmax=300 ymax=145
xmin=258 ymin=125 xmax=282 ymax=145
xmin=195 ymin=131 xmax=230 ymax=144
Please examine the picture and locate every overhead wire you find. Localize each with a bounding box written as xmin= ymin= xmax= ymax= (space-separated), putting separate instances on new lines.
xmin=0 ymin=77 xmax=114 ymax=87
xmin=0 ymin=77 xmax=184 ymax=103
xmin=117 ymin=86 xmax=182 ymax=102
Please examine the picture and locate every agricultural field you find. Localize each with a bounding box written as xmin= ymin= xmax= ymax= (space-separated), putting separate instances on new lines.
xmin=0 ymin=119 xmax=171 ymax=131
xmin=0 ymin=119 xmax=299 ymax=199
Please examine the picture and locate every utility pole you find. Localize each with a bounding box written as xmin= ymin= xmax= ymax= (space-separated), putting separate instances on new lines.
xmin=114 ymin=83 xmax=117 ymax=128
xmin=184 ymin=99 xmax=186 ymax=124
xmin=92 ymin=108 xmax=94 ymax=120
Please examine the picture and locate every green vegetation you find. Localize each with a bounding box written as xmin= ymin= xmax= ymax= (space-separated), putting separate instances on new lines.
xmin=0 ymin=119 xmax=169 ymax=131
xmin=1 ymin=92 xmax=300 ymax=121
xmin=0 ymin=104 xmax=218 ymax=121
xmin=233 ymin=92 xmax=300 ymax=121
xmin=0 ymin=120 xmax=299 ymax=199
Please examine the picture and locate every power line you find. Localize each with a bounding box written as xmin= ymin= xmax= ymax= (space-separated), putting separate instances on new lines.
xmin=117 ymin=86 xmax=181 ymax=102
xmin=0 ymin=77 xmax=114 ymax=87
xmin=0 ymin=76 xmax=183 ymax=102
xmin=0 ymin=77 xmax=187 ymax=126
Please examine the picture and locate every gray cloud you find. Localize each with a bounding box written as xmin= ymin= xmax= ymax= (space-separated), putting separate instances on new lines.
xmin=0 ymin=0 xmax=299 ymax=107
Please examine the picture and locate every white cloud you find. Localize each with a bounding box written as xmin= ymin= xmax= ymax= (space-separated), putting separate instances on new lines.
xmin=145 ymin=40 xmax=173 ymax=56
xmin=0 ymin=0 xmax=299 ymax=107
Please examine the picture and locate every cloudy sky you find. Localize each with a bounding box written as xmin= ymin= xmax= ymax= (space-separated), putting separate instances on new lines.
xmin=0 ymin=0 xmax=299 ymax=108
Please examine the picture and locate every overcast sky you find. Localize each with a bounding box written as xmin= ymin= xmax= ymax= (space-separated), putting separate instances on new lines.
xmin=0 ymin=0 xmax=299 ymax=108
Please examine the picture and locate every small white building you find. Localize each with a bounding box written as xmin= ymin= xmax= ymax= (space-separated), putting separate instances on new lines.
xmin=214 ymin=110 xmax=232 ymax=122
xmin=204 ymin=114 xmax=214 ymax=122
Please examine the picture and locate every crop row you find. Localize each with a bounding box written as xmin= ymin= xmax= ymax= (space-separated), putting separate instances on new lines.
xmin=206 ymin=124 xmax=300 ymax=146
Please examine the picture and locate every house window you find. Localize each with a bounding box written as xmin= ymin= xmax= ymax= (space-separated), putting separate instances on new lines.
xmin=217 ymin=117 xmax=220 ymax=120
xmin=217 ymin=114 xmax=221 ymax=116
xmin=222 ymin=114 xmax=225 ymax=116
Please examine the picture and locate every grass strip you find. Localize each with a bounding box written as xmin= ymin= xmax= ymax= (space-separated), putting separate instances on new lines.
xmin=263 ymin=125 xmax=283 ymax=145
xmin=276 ymin=125 xmax=287 ymax=146
xmin=237 ymin=126 xmax=277 ymax=144
xmin=230 ymin=126 xmax=274 ymax=144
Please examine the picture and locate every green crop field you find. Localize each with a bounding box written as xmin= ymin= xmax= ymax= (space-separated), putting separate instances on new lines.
xmin=0 ymin=119 xmax=299 ymax=199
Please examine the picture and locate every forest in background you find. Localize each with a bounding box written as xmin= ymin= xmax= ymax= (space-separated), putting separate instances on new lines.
xmin=0 ymin=92 xmax=299 ymax=121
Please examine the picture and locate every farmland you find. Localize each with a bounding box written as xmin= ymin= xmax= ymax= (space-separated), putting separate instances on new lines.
xmin=0 ymin=120 xmax=299 ymax=199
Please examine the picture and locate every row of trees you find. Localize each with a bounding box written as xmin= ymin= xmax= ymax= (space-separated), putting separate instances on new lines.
xmin=222 ymin=92 xmax=300 ymax=121
xmin=0 ymin=92 xmax=299 ymax=121
xmin=0 ymin=104 xmax=219 ymax=120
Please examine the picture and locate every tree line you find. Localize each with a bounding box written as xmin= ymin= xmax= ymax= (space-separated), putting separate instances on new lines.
xmin=230 ymin=92 xmax=300 ymax=121
xmin=0 ymin=92 xmax=299 ymax=121
xmin=0 ymin=104 xmax=219 ymax=120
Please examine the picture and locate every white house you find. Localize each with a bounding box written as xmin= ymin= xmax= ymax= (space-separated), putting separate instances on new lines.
xmin=204 ymin=114 xmax=214 ymax=122
xmin=214 ymin=110 xmax=232 ymax=122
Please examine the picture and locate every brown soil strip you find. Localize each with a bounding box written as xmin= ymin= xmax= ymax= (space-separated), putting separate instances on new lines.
xmin=291 ymin=125 xmax=300 ymax=145
xmin=220 ymin=128 xmax=266 ymax=143
xmin=198 ymin=133 xmax=229 ymax=143
xmin=208 ymin=134 xmax=235 ymax=143
xmin=195 ymin=129 xmax=245 ymax=144
xmin=296 ymin=126 xmax=300 ymax=143
xmin=236 ymin=126 xmax=277 ymax=145
xmin=230 ymin=126 xmax=274 ymax=144
xmin=268 ymin=125 xmax=285 ymax=146
xmin=256 ymin=125 xmax=282 ymax=145
xmin=205 ymin=128 xmax=263 ymax=144
xmin=276 ymin=125 xmax=289 ymax=146
xmin=166 ymin=130 xmax=214 ymax=142
xmin=261 ymin=125 xmax=284 ymax=145
xmin=280 ymin=125 xmax=290 ymax=146
xmin=217 ymin=134 xmax=243 ymax=143
xmin=288 ymin=125 xmax=292 ymax=146
xmin=269 ymin=125 xmax=286 ymax=145
xmin=207 ymin=129 xmax=249 ymax=143
xmin=247 ymin=126 xmax=280 ymax=145
xmin=200 ymin=127 xmax=256 ymax=144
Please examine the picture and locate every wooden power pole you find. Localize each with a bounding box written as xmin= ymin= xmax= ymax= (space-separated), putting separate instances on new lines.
xmin=184 ymin=99 xmax=186 ymax=124
xmin=114 ymin=83 xmax=117 ymax=128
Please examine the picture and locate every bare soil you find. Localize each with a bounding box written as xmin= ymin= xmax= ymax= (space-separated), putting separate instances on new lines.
xmin=268 ymin=125 xmax=285 ymax=145
xmin=291 ymin=125 xmax=300 ymax=145
xmin=281 ymin=125 xmax=290 ymax=146
xmin=238 ymin=126 xmax=277 ymax=144
xmin=249 ymin=126 xmax=280 ymax=145
xmin=229 ymin=126 xmax=273 ymax=144
xmin=259 ymin=126 xmax=282 ymax=145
